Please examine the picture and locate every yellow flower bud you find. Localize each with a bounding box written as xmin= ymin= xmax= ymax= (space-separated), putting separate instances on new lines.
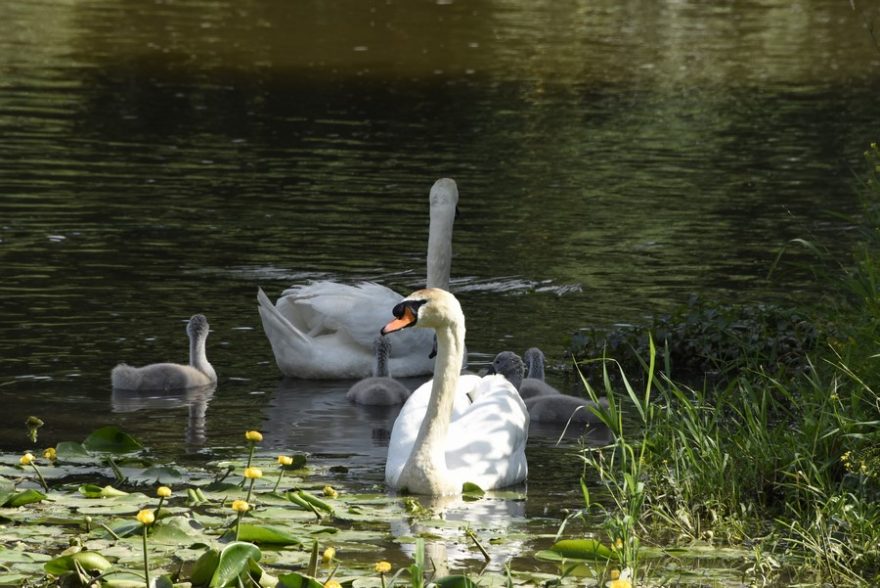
xmin=322 ymin=485 xmax=338 ymax=498
xmin=322 ymin=546 xmax=335 ymax=563
xmin=231 ymin=499 xmax=250 ymax=513
xmin=374 ymin=561 xmax=392 ymax=574
xmin=323 ymin=581 xmax=342 ymax=588
xmin=243 ymin=467 xmax=263 ymax=479
xmin=19 ymin=452 xmax=35 ymax=466
xmin=43 ymin=447 xmax=57 ymax=461
xmin=157 ymin=486 xmax=172 ymax=498
xmin=136 ymin=509 xmax=155 ymax=525
xmin=245 ymin=430 xmax=263 ymax=442
xmin=277 ymin=455 xmax=293 ymax=466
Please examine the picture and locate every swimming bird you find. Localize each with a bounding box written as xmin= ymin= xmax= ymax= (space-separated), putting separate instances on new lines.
xmin=489 ymin=349 xmax=606 ymax=424
xmin=382 ymin=288 xmax=529 ymax=495
xmin=346 ymin=336 xmax=412 ymax=405
xmin=520 ymin=347 xmax=563 ymax=399
xmin=257 ymin=178 xmax=459 ymax=379
xmin=111 ymin=314 xmax=217 ymax=391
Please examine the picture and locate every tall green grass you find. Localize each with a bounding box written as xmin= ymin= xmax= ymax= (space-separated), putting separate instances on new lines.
xmin=572 ymin=142 xmax=880 ymax=586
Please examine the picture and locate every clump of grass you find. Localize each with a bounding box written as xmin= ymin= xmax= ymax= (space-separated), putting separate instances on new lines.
xmin=568 ymin=142 xmax=880 ymax=586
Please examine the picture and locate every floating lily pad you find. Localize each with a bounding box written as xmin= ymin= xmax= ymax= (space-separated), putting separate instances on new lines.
xmin=44 ymin=550 xmax=113 ymax=575
xmin=236 ymin=524 xmax=303 ymax=546
xmin=82 ymin=426 xmax=143 ymax=454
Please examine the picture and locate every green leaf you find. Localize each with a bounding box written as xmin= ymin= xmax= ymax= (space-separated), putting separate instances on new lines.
xmin=210 ymin=541 xmax=261 ymax=587
xmin=461 ymin=482 xmax=485 ymax=501
xmin=277 ymin=572 xmax=324 ymax=588
xmin=236 ymin=524 xmax=303 ymax=546
xmin=434 ymin=576 xmax=478 ymax=588
xmin=0 ymin=477 xmax=15 ymax=505
xmin=548 ymin=538 xmax=616 ymax=561
xmin=292 ymin=490 xmax=334 ymax=514
xmin=77 ymin=484 xmax=128 ymax=498
xmin=190 ymin=548 xmax=221 ymax=586
xmin=5 ymin=489 xmax=47 ymax=507
xmin=56 ymin=441 xmax=91 ymax=459
xmin=82 ymin=426 xmax=143 ymax=454
xmin=44 ymin=551 xmax=113 ymax=575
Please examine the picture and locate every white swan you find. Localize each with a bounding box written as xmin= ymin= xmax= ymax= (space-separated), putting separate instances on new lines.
xmin=111 ymin=314 xmax=217 ymax=391
xmin=382 ymin=288 xmax=529 ymax=495
xmin=346 ymin=336 xmax=412 ymax=405
xmin=257 ymin=178 xmax=459 ymax=379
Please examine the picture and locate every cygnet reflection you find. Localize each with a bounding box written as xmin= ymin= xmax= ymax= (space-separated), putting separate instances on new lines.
xmin=111 ymin=383 xmax=215 ymax=446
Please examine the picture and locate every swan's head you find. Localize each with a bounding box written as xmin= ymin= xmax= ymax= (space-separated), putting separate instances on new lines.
xmin=487 ymin=351 xmax=524 ymax=390
xmin=380 ymin=288 xmax=462 ymax=335
xmin=187 ymin=314 xmax=210 ymax=338
xmin=430 ymin=178 xmax=459 ymax=210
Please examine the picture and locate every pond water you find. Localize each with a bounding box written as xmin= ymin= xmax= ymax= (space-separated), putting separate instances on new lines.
xmin=1 ymin=0 xmax=879 ymax=582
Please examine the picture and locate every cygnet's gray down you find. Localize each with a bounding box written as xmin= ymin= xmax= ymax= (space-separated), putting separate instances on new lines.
xmin=520 ymin=347 xmax=562 ymax=399
xmin=346 ymin=336 xmax=411 ymax=405
xmin=489 ymin=349 xmax=608 ymax=424
xmin=525 ymin=394 xmax=609 ymax=424
xmin=111 ymin=314 xmax=217 ymax=391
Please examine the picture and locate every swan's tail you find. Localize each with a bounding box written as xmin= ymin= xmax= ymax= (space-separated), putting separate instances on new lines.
xmin=257 ymin=287 xmax=312 ymax=374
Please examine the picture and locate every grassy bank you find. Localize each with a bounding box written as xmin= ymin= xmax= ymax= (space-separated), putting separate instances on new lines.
xmin=568 ymin=143 xmax=880 ymax=586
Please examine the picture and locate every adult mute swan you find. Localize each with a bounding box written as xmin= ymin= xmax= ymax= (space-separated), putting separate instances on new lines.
xmin=381 ymin=289 xmax=529 ymax=495
xmin=346 ymin=336 xmax=412 ymax=405
xmin=111 ymin=314 xmax=217 ymax=391
xmin=257 ymin=178 xmax=459 ymax=379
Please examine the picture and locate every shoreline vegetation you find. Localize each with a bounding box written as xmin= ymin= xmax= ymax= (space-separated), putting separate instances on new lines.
xmin=565 ymin=141 xmax=880 ymax=586
xmin=1 ymin=144 xmax=879 ymax=586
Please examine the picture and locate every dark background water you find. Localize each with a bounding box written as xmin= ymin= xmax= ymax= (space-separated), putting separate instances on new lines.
xmin=1 ymin=0 xmax=879 ymax=463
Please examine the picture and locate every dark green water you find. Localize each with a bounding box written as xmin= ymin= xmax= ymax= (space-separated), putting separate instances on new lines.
xmin=1 ymin=0 xmax=879 ymax=579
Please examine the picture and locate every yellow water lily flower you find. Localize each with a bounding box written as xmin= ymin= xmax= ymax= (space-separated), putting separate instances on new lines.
xmin=19 ymin=452 xmax=35 ymax=466
xmin=374 ymin=561 xmax=392 ymax=574
xmin=157 ymin=486 xmax=172 ymax=498
xmin=323 ymin=581 xmax=342 ymax=588
xmin=322 ymin=485 xmax=338 ymax=498
xmin=136 ymin=509 xmax=155 ymax=525
xmin=606 ymin=568 xmax=632 ymax=588
xmin=43 ymin=447 xmax=57 ymax=461
xmin=245 ymin=430 xmax=263 ymax=442
xmin=277 ymin=455 xmax=293 ymax=466
xmin=322 ymin=546 xmax=336 ymax=563
xmin=243 ymin=467 xmax=263 ymax=479
xmin=231 ymin=499 xmax=250 ymax=512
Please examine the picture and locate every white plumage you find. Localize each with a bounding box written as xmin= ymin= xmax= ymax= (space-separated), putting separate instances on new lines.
xmin=257 ymin=178 xmax=459 ymax=379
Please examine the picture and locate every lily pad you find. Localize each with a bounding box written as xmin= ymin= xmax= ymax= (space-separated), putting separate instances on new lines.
xmin=82 ymin=426 xmax=143 ymax=454
xmin=44 ymin=550 xmax=113 ymax=575
xmin=210 ymin=541 xmax=262 ymax=587
xmin=236 ymin=524 xmax=304 ymax=546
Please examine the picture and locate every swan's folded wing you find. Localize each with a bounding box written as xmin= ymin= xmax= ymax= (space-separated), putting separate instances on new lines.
xmin=445 ymin=375 xmax=529 ymax=488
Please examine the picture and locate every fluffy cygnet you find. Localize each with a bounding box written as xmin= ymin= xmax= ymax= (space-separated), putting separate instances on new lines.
xmin=346 ymin=336 xmax=411 ymax=405
xmin=111 ymin=314 xmax=217 ymax=391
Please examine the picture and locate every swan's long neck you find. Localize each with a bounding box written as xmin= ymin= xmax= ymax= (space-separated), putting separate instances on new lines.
xmin=400 ymin=317 xmax=465 ymax=494
xmin=190 ymin=333 xmax=216 ymax=381
xmin=426 ymin=204 xmax=454 ymax=291
xmin=374 ymin=338 xmax=390 ymax=378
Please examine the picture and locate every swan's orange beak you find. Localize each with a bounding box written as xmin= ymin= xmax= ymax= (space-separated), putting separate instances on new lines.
xmin=381 ymin=305 xmax=417 ymax=335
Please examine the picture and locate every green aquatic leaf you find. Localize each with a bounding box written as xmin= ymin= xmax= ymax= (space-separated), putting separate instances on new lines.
xmin=82 ymin=426 xmax=143 ymax=454
xmin=190 ymin=548 xmax=221 ymax=586
xmin=542 ymin=538 xmax=617 ymax=562
xmin=434 ymin=575 xmax=478 ymax=588
xmin=210 ymin=541 xmax=261 ymax=587
xmin=55 ymin=441 xmax=92 ymax=459
xmin=44 ymin=550 xmax=113 ymax=575
xmin=236 ymin=524 xmax=304 ymax=545
xmin=277 ymin=572 xmax=324 ymax=588
xmin=5 ymin=489 xmax=47 ymax=507
xmin=77 ymin=484 xmax=129 ymax=498
xmin=0 ymin=476 xmax=15 ymax=505
xmin=461 ymin=482 xmax=485 ymax=501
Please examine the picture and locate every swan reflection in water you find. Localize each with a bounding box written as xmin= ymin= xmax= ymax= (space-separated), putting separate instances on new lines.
xmin=111 ymin=384 xmax=216 ymax=446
